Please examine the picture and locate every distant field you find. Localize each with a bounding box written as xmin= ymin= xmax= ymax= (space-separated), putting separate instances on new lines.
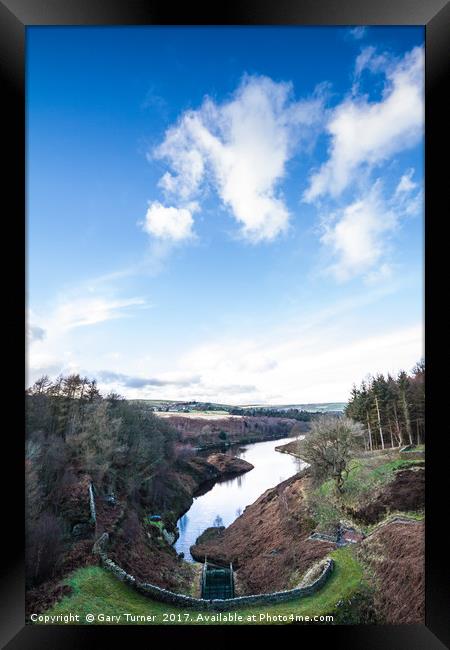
xmin=155 ymin=411 xmax=242 ymax=420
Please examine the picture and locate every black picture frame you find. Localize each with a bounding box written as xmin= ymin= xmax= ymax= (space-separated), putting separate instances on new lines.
xmin=2 ymin=0 xmax=449 ymax=647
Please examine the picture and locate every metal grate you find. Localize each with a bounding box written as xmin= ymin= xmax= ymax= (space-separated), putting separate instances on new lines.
xmin=201 ymin=559 xmax=235 ymax=599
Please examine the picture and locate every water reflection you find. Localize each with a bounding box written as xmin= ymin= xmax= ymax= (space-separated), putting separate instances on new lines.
xmin=175 ymin=436 xmax=306 ymax=561
xmin=178 ymin=513 xmax=188 ymax=533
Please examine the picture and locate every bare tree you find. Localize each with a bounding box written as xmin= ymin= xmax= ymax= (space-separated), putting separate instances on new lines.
xmin=301 ymin=416 xmax=364 ymax=493
xmin=213 ymin=515 xmax=224 ymax=528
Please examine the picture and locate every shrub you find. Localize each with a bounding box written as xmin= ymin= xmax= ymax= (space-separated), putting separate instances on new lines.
xmin=26 ymin=511 xmax=64 ymax=587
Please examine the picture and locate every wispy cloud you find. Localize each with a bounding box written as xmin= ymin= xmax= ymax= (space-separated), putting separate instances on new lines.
xmin=27 ymin=282 xmax=422 ymax=404
xmin=304 ymin=46 xmax=424 ymax=202
xmin=319 ymin=173 xmax=422 ymax=282
xmin=27 ymin=291 xmax=149 ymax=386
xmin=395 ymin=168 xmax=417 ymax=195
xmin=175 ymin=322 xmax=423 ymax=403
xmin=348 ymin=26 xmax=367 ymax=41
xmin=54 ymin=296 xmax=147 ymax=330
xmin=319 ymin=181 xmax=398 ymax=281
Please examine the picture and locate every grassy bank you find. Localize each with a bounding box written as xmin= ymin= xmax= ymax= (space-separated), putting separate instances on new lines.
xmin=34 ymin=546 xmax=364 ymax=625
xmin=318 ymin=456 xmax=423 ymax=499
xmin=303 ymin=449 xmax=425 ymax=536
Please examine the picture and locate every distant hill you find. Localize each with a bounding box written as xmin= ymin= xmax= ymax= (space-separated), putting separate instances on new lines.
xmin=132 ymin=399 xmax=346 ymax=414
xmin=241 ymin=403 xmax=346 ymax=413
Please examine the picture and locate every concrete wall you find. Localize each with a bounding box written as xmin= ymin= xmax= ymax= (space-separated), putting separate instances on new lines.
xmin=92 ymin=533 xmax=334 ymax=611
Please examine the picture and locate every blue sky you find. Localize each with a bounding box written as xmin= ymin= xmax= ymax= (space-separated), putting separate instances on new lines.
xmin=26 ymin=26 xmax=424 ymax=403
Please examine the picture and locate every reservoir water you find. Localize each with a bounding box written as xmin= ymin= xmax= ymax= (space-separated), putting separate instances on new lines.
xmin=175 ymin=436 xmax=307 ymax=561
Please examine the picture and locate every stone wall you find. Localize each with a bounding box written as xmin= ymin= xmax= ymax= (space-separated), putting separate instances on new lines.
xmin=365 ymin=514 xmax=423 ymax=539
xmin=400 ymin=449 xmax=425 ymax=460
xmin=309 ymin=532 xmax=339 ymax=543
xmin=92 ymin=533 xmax=334 ymax=611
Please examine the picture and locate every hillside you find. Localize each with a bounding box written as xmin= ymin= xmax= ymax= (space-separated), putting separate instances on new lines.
xmin=192 ymin=447 xmax=425 ymax=622
xmin=155 ymin=413 xmax=306 ymax=448
xmin=357 ymin=519 xmax=424 ymax=624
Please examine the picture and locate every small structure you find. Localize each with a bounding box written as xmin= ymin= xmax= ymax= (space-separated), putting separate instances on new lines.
xmin=309 ymin=523 xmax=365 ymax=546
xmin=309 ymin=531 xmax=339 ymax=543
xmin=148 ymin=515 xmax=162 ymax=522
xmin=338 ymin=525 xmax=365 ymax=545
xmin=201 ymin=559 xmax=235 ymax=600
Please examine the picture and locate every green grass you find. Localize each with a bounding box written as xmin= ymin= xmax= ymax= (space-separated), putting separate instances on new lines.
xmin=147 ymin=520 xmax=164 ymax=531
xmin=343 ymin=456 xmax=422 ymax=497
xmin=311 ymin=454 xmax=424 ymax=529
xmin=34 ymin=547 xmax=364 ymax=625
xmin=370 ymin=458 xmax=423 ymax=479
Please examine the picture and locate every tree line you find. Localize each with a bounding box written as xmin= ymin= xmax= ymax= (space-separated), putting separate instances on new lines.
xmin=229 ymin=406 xmax=314 ymax=421
xmin=345 ymin=360 xmax=424 ymax=451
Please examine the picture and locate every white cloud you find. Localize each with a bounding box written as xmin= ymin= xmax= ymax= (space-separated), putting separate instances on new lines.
xmin=152 ymin=75 xmax=325 ymax=242
xmin=304 ymin=46 xmax=424 ymax=202
xmin=349 ymin=26 xmax=367 ymax=41
xmin=354 ymin=46 xmax=376 ymax=79
xmin=143 ymin=201 xmax=195 ymax=241
xmin=320 ymin=182 xmax=398 ymax=281
xmin=395 ymin=168 xmax=417 ymax=194
xmin=27 ymin=323 xmax=46 ymax=343
xmin=353 ymin=46 xmax=388 ymax=81
xmin=319 ymin=168 xmax=423 ymax=282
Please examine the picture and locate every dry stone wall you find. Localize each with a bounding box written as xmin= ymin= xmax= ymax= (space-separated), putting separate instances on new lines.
xmin=92 ymin=533 xmax=334 ymax=611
